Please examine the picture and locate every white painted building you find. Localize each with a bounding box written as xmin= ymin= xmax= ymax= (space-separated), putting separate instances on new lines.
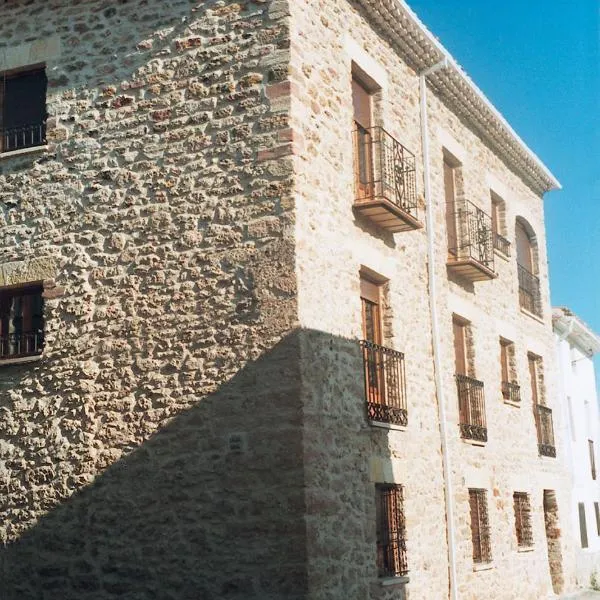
xmin=554 ymin=307 xmax=600 ymax=588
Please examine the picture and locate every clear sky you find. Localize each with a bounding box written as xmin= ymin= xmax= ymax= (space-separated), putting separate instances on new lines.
xmin=410 ymin=0 xmax=600 ymax=337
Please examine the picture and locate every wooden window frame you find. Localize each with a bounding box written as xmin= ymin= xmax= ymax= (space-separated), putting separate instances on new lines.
xmin=375 ymin=483 xmax=408 ymax=578
xmin=469 ymin=488 xmax=492 ymax=564
xmin=453 ymin=315 xmax=469 ymax=377
xmin=528 ymin=353 xmax=540 ymax=405
xmin=444 ymin=154 xmax=460 ymax=256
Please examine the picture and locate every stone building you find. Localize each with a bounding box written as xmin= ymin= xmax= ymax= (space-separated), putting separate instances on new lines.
xmin=0 ymin=1 xmax=577 ymax=599
xmin=554 ymin=308 xmax=600 ymax=590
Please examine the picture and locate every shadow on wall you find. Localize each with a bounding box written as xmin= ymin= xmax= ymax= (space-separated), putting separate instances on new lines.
xmin=0 ymin=332 xmax=315 ymax=600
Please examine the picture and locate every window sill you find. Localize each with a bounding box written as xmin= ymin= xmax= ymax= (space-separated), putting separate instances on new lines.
xmin=503 ymin=399 xmax=521 ymax=408
xmin=369 ymin=420 xmax=407 ymax=432
xmin=520 ymin=307 xmax=544 ymax=324
xmin=0 ymin=354 xmax=43 ymax=366
xmin=517 ymin=546 xmax=535 ymax=553
xmin=494 ymin=248 xmax=510 ymax=262
xmin=379 ymin=575 xmax=410 ymax=587
xmin=473 ymin=562 xmax=495 ymax=572
xmin=462 ymin=438 xmax=487 ymax=447
xmin=0 ymin=145 xmax=48 ymax=160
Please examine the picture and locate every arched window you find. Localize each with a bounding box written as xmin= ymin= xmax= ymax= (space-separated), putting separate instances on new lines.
xmin=515 ymin=218 xmax=541 ymax=316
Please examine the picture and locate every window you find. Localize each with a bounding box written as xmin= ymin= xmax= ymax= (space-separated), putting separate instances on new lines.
xmin=500 ymin=338 xmax=519 ymax=402
xmin=1 ymin=66 xmax=47 ymax=153
xmin=516 ymin=219 xmax=541 ymax=316
xmin=528 ymin=353 xmax=540 ymax=404
xmin=579 ymin=503 xmax=589 ymax=548
xmin=469 ymin=489 xmax=492 ymax=563
xmin=530 ymin=354 xmax=556 ymax=457
xmin=360 ymin=274 xmax=407 ymax=426
xmin=589 ymin=440 xmax=597 ymax=480
xmin=491 ymin=192 xmax=510 ymax=255
xmin=513 ymin=492 xmax=533 ymax=548
xmin=444 ymin=156 xmax=458 ymax=256
xmin=0 ymin=284 xmax=44 ymax=359
xmin=595 ymin=502 xmax=600 ymax=536
xmin=375 ymin=484 xmax=408 ymax=578
xmin=352 ymin=74 xmax=374 ymax=200
xmin=454 ymin=317 xmax=487 ymax=442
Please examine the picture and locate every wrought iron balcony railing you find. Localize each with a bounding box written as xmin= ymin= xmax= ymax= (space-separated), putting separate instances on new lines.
xmin=0 ymin=331 xmax=44 ymax=359
xmin=502 ymin=381 xmax=521 ymax=403
xmin=353 ymin=125 xmax=421 ymax=232
xmin=1 ymin=122 xmax=47 ymax=153
xmin=447 ymin=199 xmax=495 ymax=280
xmin=535 ymin=404 xmax=556 ymax=457
xmin=360 ymin=340 xmax=407 ymax=427
xmin=456 ymin=373 xmax=487 ymax=442
xmin=493 ymin=232 xmax=511 ymax=256
xmin=518 ymin=264 xmax=542 ymax=317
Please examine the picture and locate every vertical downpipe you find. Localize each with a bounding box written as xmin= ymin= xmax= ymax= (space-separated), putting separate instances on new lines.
xmin=419 ymin=58 xmax=459 ymax=600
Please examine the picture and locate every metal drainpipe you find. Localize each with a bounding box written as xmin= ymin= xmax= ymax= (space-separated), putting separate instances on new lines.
xmin=419 ymin=57 xmax=459 ymax=600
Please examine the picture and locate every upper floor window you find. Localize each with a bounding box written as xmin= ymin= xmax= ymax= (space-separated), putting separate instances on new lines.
xmin=0 ymin=284 xmax=44 ymax=360
xmin=516 ymin=219 xmax=542 ymax=317
xmin=375 ymin=483 xmax=408 ymax=578
xmin=589 ymin=439 xmax=597 ymax=480
xmin=500 ymin=338 xmax=520 ymax=403
xmin=513 ymin=492 xmax=533 ymax=548
xmin=491 ymin=192 xmax=510 ymax=256
xmin=0 ymin=66 xmax=47 ymax=153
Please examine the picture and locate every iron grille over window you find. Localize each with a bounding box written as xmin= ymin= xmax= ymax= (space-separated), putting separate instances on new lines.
xmin=518 ymin=264 xmax=542 ymax=317
xmin=501 ymin=381 xmax=521 ymax=403
xmin=360 ymin=340 xmax=407 ymax=426
xmin=353 ymin=126 xmax=419 ymax=228
xmin=447 ymin=198 xmax=495 ymax=273
xmin=493 ymin=232 xmax=511 ymax=256
xmin=535 ymin=404 xmax=556 ymax=457
xmin=456 ymin=374 xmax=487 ymax=442
xmin=0 ymin=67 xmax=47 ymax=153
xmin=0 ymin=285 xmax=44 ymax=359
xmin=469 ymin=489 xmax=492 ymax=564
xmin=513 ymin=492 xmax=533 ymax=548
xmin=376 ymin=484 xmax=408 ymax=578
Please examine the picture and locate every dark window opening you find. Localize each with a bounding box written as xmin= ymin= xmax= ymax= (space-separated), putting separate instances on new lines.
xmin=0 ymin=284 xmax=44 ymax=359
xmin=376 ymin=484 xmax=408 ymax=578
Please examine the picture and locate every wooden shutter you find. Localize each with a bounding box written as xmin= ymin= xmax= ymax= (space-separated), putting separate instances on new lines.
xmin=352 ymin=77 xmax=372 ymax=129
xmin=500 ymin=340 xmax=509 ymax=384
xmin=516 ymin=222 xmax=533 ymax=271
xmin=528 ymin=355 xmax=539 ymax=405
xmin=453 ymin=318 xmax=467 ymax=376
xmin=444 ymin=160 xmax=457 ymax=254
xmin=361 ymin=278 xmax=382 ymax=344
xmin=579 ymin=502 xmax=589 ymax=548
xmin=491 ymin=199 xmax=499 ymax=236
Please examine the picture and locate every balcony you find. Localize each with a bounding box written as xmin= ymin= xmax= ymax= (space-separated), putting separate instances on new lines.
xmin=352 ymin=126 xmax=422 ymax=233
xmin=1 ymin=122 xmax=47 ymax=154
xmin=535 ymin=404 xmax=556 ymax=457
xmin=360 ymin=340 xmax=407 ymax=427
xmin=493 ymin=232 xmax=511 ymax=256
xmin=0 ymin=331 xmax=44 ymax=360
xmin=456 ymin=374 xmax=487 ymax=442
xmin=518 ymin=264 xmax=542 ymax=317
xmin=502 ymin=381 xmax=521 ymax=403
xmin=447 ymin=199 xmax=496 ymax=281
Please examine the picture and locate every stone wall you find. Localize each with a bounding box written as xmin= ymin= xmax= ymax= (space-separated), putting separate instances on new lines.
xmin=289 ymin=0 xmax=576 ymax=598
xmin=0 ymin=1 xmax=307 ymax=599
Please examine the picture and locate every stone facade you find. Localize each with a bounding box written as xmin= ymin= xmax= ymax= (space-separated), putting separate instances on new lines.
xmin=0 ymin=1 xmax=578 ymax=599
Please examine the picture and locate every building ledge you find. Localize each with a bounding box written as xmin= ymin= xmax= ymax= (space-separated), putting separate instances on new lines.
xmin=369 ymin=420 xmax=407 ymax=432
xmin=379 ymin=575 xmax=410 ymax=587
xmin=517 ymin=546 xmax=535 ymax=553
xmin=473 ymin=562 xmax=495 ymax=572
xmin=494 ymin=248 xmax=510 ymax=262
xmin=462 ymin=437 xmax=487 ymax=448
xmin=504 ymin=399 xmax=521 ymax=408
xmin=520 ymin=307 xmax=545 ymax=324
xmin=0 ymin=354 xmax=43 ymax=367
xmin=0 ymin=145 xmax=48 ymax=160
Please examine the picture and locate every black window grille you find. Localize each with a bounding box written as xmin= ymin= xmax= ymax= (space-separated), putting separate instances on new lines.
xmin=376 ymin=484 xmax=408 ymax=578
xmin=0 ymin=285 xmax=44 ymax=359
xmin=1 ymin=67 xmax=47 ymax=153
xmin=456 ymin=374 xmax=487 ymax=442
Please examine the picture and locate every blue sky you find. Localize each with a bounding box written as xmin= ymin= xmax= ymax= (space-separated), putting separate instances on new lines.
xmin=410 ymin=0 xmax=600 ymax=337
